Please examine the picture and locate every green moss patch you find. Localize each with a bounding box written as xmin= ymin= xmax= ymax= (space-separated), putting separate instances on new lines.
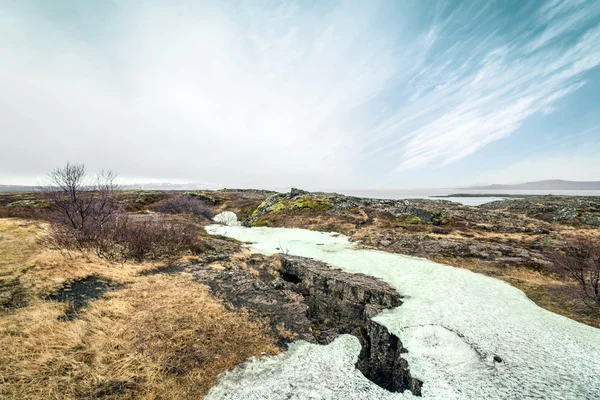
xmin=405 ymin=216 xmax=422 ymax=224
xmin=290 ymin=196 xmax=330 ymax=211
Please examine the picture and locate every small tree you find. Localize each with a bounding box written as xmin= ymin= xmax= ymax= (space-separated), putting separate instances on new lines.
xmin=41 ymin=162 xmax=120 ymax=246
xmin=549 ymin=237 xmax=600 ymax=308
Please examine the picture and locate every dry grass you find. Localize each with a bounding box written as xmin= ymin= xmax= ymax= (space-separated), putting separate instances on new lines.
xmin=0 ymin=219 xmax=161 ymax=304
xmin=0 ymin=218 xmax=281 ymax=399
xmin=0 ymin=219 xmax=47 ymax=307
xmin=0 ymin=274 xmax=280 ymax=399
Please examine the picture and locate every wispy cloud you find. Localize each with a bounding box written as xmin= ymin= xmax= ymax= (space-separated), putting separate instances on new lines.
xmin=363 ymin=0 xmax=600 ymax=171
xmin=0 ymin=1 xmax=599 ymax=187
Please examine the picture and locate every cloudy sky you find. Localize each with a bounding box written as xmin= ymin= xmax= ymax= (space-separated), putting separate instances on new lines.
xmin=1 ymin=0 xmax=599 ymax=189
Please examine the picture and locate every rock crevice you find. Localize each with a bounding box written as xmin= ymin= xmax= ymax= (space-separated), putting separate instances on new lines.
xmin=280 ymin=255 xmax=422 ymax=395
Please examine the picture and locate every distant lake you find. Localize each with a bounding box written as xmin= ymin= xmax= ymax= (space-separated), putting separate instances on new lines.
xmin=337 ymin=189 xmax=600 ymax=206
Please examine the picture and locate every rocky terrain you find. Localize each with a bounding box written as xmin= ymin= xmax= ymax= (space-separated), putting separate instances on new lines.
xmin=192 ymin=252 xmax=421 ymax=394
xmin=223 ymin=188 xmax=600 ymax=327
xmin=1 ymin=188 xmax=599 ymax=398
xmin=242 ymin=189 xmax=599 ymax=269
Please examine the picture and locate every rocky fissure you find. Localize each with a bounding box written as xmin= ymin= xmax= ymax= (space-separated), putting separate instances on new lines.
xmin=280 ymin=255 xmax=422 ymax=395
xmin=195 ymin=251 xmax=421 ymax=395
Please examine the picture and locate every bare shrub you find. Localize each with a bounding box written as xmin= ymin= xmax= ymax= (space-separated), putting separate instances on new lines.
xmin=41 ymin=162 xmax=120 ymax=247
xmin=153 ymin=196 xmax=215 ymax=219
xmin=39 ymin=163 xmax=205 ymax=262
xmin=548 ymin=236 xmax=600 ymax=308
xmin=0 ymin=206 xmax=44 ymax=220
xmin=95 ymin=216 xmax=203 ymax=262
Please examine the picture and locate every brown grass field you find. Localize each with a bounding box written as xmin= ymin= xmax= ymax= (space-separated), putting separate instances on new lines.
xmin=0 ymin=218 xmax=280 ymax=399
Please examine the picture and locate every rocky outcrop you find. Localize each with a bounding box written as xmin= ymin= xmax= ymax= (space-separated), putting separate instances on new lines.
xmin=246 ymin=189 xmax=438 ymax=226
xmin=482 ymin=196 xmax=600 ymax=227
xmin=280 ymin=255 xmax=422 ymax=395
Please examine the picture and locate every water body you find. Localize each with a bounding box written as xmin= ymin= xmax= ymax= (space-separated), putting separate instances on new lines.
xmin=339 ymin=189 xmax=600 ymax=206
xmin=205 ymin=225 xmax=600 ymax=400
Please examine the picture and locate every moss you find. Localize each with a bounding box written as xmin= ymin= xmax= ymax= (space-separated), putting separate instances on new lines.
xmin=251 ymin=200 xmax=268 ymax=218
xmin=7 ymin=199 xmax=52 ymax=209
xmin=431 ymin=211 xmax=444 ymax=226
xmin=252 ymin=218 xmax=272 ymax=227
xmin=290 ymin=196 xmax=330 ymax=211
xmin=271 ymin=201 xmax=287 ymax=213
xmin=252 ymin=194 xmax=283 ymax=217
xmin=238 ymin=205 xmax=258 ymax=220
xmin=405 ymin=216 xmax=422 ymax=224
xmin=312 ymin=326 xmax=321 ymax=342
xmin=184 ymin=191 xmax=217 ymax=204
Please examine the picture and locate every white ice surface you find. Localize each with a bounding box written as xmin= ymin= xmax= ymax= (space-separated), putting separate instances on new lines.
xmin=205 ymin=225 xmax=600 ymax=400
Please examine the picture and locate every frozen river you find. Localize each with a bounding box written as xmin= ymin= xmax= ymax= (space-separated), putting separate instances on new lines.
xmin=205 ymin=225 xmax=600 ymax=400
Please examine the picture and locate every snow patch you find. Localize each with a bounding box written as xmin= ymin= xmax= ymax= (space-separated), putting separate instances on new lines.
xmin=205 ymin=225 xmax=600 ymax=399
xmin=206 ymin=335 xmax=412 ymax=400
xmin=213 ymin=211 xmax=241 ymax=226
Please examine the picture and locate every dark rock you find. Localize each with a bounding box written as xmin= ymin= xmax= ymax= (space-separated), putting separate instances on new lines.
xmin=482 ymin=196 xmax=600 ymax=227
xmin=290 ymin=188 xmax=310 ymax=197
xmin=280 ymin=255 xmax=422 ymax=395
xmin=193 ymin=253 xmax=422 ymax=395
xmin=46 ymin=277 xmax=123 ymax=320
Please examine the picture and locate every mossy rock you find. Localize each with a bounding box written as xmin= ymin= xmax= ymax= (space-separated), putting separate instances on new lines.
xmin=184 ymin=191 xmax=217 ymax=204
xmin=134 ymin=192 xmax=163 ymax=205
xmin=238 ymin=204 xmax=258 ymax=220
xmin=251 ymin=194 xmax=285 ymax=218
xmin=290 ymin=196 xmax=330 ymax=211
xmin=271 ymin=201 xmax=287 ymax=213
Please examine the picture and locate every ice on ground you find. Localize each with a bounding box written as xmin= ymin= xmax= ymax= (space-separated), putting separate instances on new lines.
xmin=212 ymin=211 xmax=241 ymax=226
xmin=205 ymin=225 xmax=600 ymax=400
xmin=206 ymin=335 xmax=412 ymax=400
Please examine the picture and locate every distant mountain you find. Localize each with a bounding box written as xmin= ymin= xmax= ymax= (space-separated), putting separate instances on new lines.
xmin=120 ymin=182 xmax=223 ymax=191
xmin=0 ymin=185 xmax=36 ymax=193
xmin=0 ymin=182 xmax=224 ymax=193
xmin=465 ymin=180 xmax=600 ymax=190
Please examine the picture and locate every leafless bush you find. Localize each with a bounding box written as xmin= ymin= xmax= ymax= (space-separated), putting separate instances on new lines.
xmin=41 ymin=162 xmax=120 ymax=246
xmin=548 ymin=236 xmax=600 ymax=308
xmin=153 ymin=196 xmax=215 ymax=219
xmin=94 ymin=215 xmax=203 ymax=261
xmin=0 ymin=206 xmax=45 ymax=220
xmin=38 ymin=163 xmax=208 ymax=262
xmin=44 ymin=213 xmax=204 ymax=262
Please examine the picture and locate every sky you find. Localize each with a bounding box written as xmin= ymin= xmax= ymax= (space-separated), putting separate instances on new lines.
xmin=1 ymin=0 xmax=599 ymax=190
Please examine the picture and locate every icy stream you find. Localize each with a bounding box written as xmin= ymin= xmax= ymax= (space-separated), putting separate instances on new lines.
xmin=205 ymin=225 xmax=600 ymax=400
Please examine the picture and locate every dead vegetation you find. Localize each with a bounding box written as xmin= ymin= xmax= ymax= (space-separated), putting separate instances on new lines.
xmin=0 ymin=274 xmax=280 ymax=399
xmin=546 ymin=235 xmax=600 ymax=308
xmin=38 ymin=163 xmax=208 ymax=263
xmin=0 ymin=217 xmax=280 ymax=399
xmin=152 ymin=195 xmax=215 ymax=220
